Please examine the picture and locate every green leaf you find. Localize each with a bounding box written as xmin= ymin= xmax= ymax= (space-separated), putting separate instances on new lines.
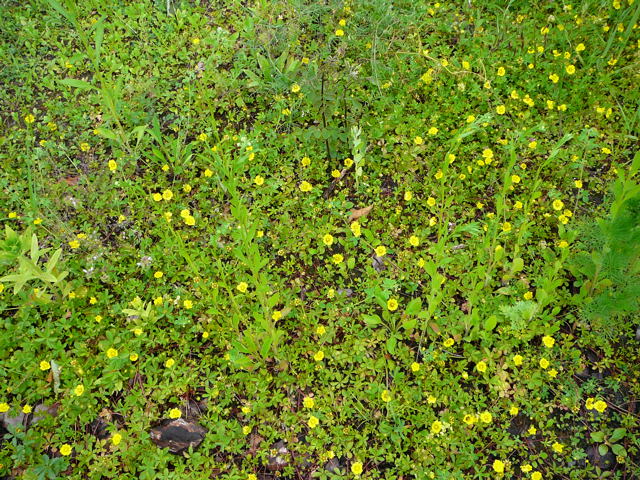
xmin=611 ymin=443 xmax=627 ymax=457
xmin=598 ymin=444 xmax=609 ymax=456
xmin=386 ymin=336 xmax=397 ymax=355
xmin=363 ymin=314 xmax=381 ymax=327
xmin=590 ymin=431 xmax=605 ymax=443
xmin=402 ymin=318 xmax=417 ymax=330
xmin=610 ymin=428 xmax=627 ymax=443
xmin=45 ymin=249 xmax=62 ymax=273
xmin=59 ymin=78 xmax=96 ymax=91
xmin=484 ymin=315 xmax=498 ymax=331
xmin=405 ymin=297 xmax=422 ymax=316
xmin=511 ymin=257 xmax=524 ymax=273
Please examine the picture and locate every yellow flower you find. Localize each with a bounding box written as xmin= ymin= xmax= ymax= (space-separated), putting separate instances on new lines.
xmin=502 ymin=222 xmax=512 ymax=233
xmin=303 ymin=396 xmax=315 ymax=409
xmin=586 ymin=398 xmax=595 ymax=410
xmin=165 ymin=358 xmax=175 ymax=368
xmin=493 ymin=460 xmax=505 ymax=473
xmin=552 ymin=442 xmax=564 ymax=453
xmin=237 ymin=282 xmax=248 ymax=293
xmin=184 ymin=215 xmax=196 ymax=226
xmin=291 ymin=83 xmax=301 ymax=93
xmin=381 ymin=390 xmax=392 ymax=402
xmin=414 ymin=136 xmax=423 ymax=145
xmin=323 ymin=234 xmax=334 ymax=246
xmin=112 ymin=433 xmax=122 ymax=446
xmin=524 ymin=291 xmax=533 ymax=300
xmin=427 ymin=197 xmax=436 ymax=207
xmin=299 ymin=181 xmax=313 ymax=192
xmin=552 ymin=199 xmax=564 ymax=211
xmin=130 ymin=353 xmax=139 ymax=362
xmin=335 ymin=29 xmax=344 ymax=36
xmin=183 ymin=299 xmax=193 ymax=309
xmin=480 ymin=411 xmax=492 ymax=423
xmin=332 ymin=254 xmax=344 ymax=264
xmin=431 ymin=420 xmax=443 ymax=434
xmin=549 ymin=73 xmax=560 ymax=83
xmin=463 ymin=414 xmax=477 ymax=425
xmin=74 ymin=385 xmax=85 ymax=396
xmin=443 ymin=338 xmax=454 ymax=347
xmin=24 ymin=114 xmax=36 ymax=124
xmin=351 ymin=462 xmax=363 ymax=476
xmin=68 ymin=240 xmax=80 ymax=249
xmin=0 ymin=403 xmax=9 ymax=413
xmin=344 ymin=157 xmax=353 ymax=168
xmin=247 ymin=475 xmax=257 ymax=480
xmin=476 ymin=361 xmax=487 ymax=373
xmin=152 ymin=193 xmax=162 ymax=202
xmin=40 ymin=361 xmax=51 ymax=371
xmin=316 ymin=325 xmax=326 ymax=335
xmin=558 ymin=240 xmax=569 ymax=249
xmin=308 ymin=415 xmax=319 ymax=428
xmin=191 ymin=37 xmax=200 ymax=45
xmin=80 ymin=142 xmax=90 ymax=152
xmin=23 ymin=404 xmax=32 ymax=414
xmin=375 ymin=245 xmax=387 ymax=257
xmin=411 ymin=362 xmax=420 ymax=372
xmin=154 ymin=296 xmax=163 ymax=306
xmin=576 ymin=43 xmax=585 ymax=52
xmin=169 ymin=408 xmax=181 ymax=419
xmin=242 ymin=425 xmax=251 ymax=435
xmin=204 ymin=168 xmax=213 ymax=177
xmin=60 ymin=444 xmax=72 ymax=456
xmin=339 ymin=18 xmax=346 ymax=26
xmin=574 ymin=179 xmax=583 ymax=188
xmin=539 ymin=358 xmax=550 ymax=369
xmin=404 ymin=191 xmax=413 ymax=201
xmin=108 ymin=160 xmax=117 ymax=172
xmin=428 ymin=127 xmax=438 ymax=135
xmin=566 ymin=64 xmax=576 ymax=75
xmin=162 ymin=189 xmax=173 ymax=201
xmin=387 ymin=298 xmax=398 ymax=311
xmin=542 ymin=335 xmax=555 ymax=348
xmin=497 ymin=66 xmax=506 ymax=76
xmin=482 ymin=148 xmax=494 ymax=159
xmin=254 ymin=175 xmax=264 ymax=186
xmin=496 ymin=105 xmax=506 ymax=115
xmin=154 ymin=271 xmax=163 ymax=279
xmin=107 ymin=348 xmax=118 ymax=359
xmin=301 ymin=156 xmax=311 ymax=166
xmin=511 ymin=174 xmax=521 ymax=184
xmin=313 ymin=350 xmax=325 ymax=362
xmin=409 ymin=235 xmax=420 ymax=247
xmin=509 ymin=406 xmax=519 ymax=415
xmin=594 ymin=400 xmax=607 ymax=413
xmin=531 ymin=472 xmax=542 ymax=480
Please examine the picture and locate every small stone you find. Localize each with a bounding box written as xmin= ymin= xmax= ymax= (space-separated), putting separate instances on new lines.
xmin=372 ymin=255 xmax=386 ymax=272
xmin=150 ymin=418 xmax=207 ymax=454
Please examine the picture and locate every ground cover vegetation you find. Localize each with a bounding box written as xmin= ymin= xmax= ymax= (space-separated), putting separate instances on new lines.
xmin=1 ymin=0 xmax=639 ymax=478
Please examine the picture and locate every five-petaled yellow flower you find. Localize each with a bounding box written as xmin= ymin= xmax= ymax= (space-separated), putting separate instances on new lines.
xmin=387 ymin=298 xmax=399 ymax=311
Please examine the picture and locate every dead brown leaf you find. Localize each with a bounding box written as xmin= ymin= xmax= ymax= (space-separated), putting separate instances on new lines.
xmin=348 ymin=205 xmax=373 ymax=222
